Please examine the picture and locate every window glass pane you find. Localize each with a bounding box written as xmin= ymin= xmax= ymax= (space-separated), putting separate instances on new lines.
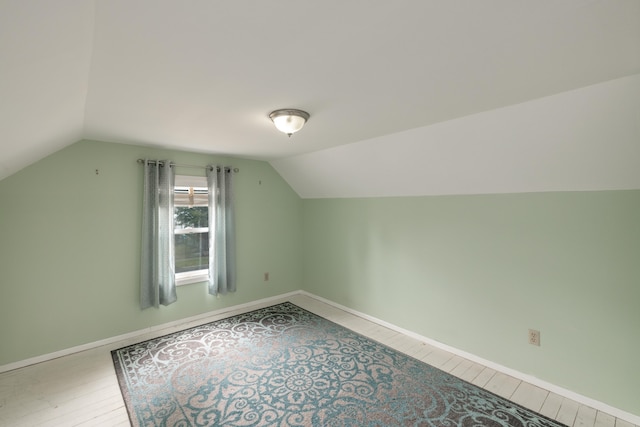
xmin=174 ymin=176 xmax=209 ymax=278
xmin=175 ymin=231 xmax=209 ymax=273
xmin=175 ymin=206 xmax=208 ymax=229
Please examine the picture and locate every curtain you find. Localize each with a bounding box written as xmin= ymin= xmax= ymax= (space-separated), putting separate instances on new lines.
xmin=140 ymin=160 xmax=177 ymax=309
xmin=207 ymin=165 xmax=236 ymax=295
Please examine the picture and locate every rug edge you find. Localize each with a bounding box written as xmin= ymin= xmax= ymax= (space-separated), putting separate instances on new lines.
xmin=110 ymin=301 xmax=568 ymax=427
xmin=111 ymin=348 xmax=138 ymax=427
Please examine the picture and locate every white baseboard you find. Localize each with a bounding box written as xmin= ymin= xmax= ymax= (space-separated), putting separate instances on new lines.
xmin=299 ymin=291 xmax=640 ymax=426
xmin=0 ymin=290 xmax=302 ymax=374
xmin=2 ymin=289 xmax=637 ymax=425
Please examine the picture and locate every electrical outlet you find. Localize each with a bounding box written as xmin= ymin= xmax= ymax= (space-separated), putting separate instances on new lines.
xmin=528 ymin=329 xmax=540 ymax=346
xmin=264 ymin=272 xmax=269 ymax=281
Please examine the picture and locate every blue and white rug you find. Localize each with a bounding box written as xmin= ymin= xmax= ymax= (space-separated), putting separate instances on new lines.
xmin=112 ymin=302 xmax=566 ymax=426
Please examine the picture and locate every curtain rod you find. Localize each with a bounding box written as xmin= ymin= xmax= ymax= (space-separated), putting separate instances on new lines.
xmin=137 ymin=159 xmax=239 ymax=173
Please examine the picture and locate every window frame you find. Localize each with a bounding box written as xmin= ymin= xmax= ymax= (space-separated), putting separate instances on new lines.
xmin=174 ymin=175 xmax=209 ymax=286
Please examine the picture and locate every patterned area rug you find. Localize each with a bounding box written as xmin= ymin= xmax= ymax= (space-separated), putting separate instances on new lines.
xmin=112 ymin=302 xmax=566 ymax=426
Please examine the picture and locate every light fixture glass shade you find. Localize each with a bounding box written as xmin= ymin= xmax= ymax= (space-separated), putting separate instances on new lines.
xmin=269 ymin=109 xmax=310 ymax=136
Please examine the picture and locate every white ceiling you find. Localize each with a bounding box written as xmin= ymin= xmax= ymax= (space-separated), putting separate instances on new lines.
xmin=1 ymin=0 xmax=639 ymax=196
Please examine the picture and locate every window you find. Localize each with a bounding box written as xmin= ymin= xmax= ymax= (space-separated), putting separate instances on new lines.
xmin=174 ymin=175 xmax=209 ymax=285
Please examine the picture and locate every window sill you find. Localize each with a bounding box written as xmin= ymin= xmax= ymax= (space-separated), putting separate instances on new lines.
xmin=176 ymin=270 xmax=208 ymax=286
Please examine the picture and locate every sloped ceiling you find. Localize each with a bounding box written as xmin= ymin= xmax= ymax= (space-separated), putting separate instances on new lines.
xmin=2 ymin=0 xmax=639 ymax=196
xmin=0 ymin=0 xmax=94 ymax=180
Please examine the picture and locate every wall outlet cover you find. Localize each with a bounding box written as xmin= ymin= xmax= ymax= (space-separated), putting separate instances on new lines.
xmin=528 ymin=329 xmax=541 ymax=346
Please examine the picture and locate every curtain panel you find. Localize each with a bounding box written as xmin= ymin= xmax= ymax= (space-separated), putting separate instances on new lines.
xmin=140 ymin=160 xmax=177 ymax=309
xmin=207 ymin=165 xmax=236 ymax=296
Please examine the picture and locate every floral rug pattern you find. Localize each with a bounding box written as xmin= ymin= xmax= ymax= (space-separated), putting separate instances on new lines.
xmin=112 ymin=302 xmax=566 ymax=426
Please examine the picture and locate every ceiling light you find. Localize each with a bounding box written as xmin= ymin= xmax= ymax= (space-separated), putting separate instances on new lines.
xmin=269 ymin=109 xmax=310 ymax=137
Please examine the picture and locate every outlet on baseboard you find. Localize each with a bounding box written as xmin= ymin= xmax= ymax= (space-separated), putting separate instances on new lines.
xmin=528 ymin=329 xmax=540 ymax=346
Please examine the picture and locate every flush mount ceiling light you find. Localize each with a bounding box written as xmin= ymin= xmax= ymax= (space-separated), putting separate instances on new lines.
xmin=269 ymin=109 xmax=310 ymax=137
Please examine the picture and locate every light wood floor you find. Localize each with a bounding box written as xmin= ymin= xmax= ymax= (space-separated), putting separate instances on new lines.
xmin=0 ymin=294 xmax=637 ymax=426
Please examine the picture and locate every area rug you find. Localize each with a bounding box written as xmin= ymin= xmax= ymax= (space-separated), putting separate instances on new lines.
xmin=112 ymin=302 xmax=566 ymax=426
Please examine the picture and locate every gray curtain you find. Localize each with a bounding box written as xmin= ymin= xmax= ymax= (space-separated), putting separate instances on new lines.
xmin=140 ymin=160 xmax=177 ymax=309
xmin=206 ymin=165 xmax=236 ymax=295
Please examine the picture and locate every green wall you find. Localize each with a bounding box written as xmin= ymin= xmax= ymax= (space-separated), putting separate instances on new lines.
xmin=0 ymin=140 xmax=302 ymax=365
xmin=302 ymin=192 xmax=640 ymax=416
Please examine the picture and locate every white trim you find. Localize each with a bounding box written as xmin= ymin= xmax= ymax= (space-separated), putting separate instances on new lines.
xmin=0 ymin=290 xmax=302 ymax=374
xmin=298 ymin=291 xmax=640 ymax=426
xmin=174 ymin=227 xmax=208 ymax=235
xmin=175 ymin=270 xmax=208 ymax=286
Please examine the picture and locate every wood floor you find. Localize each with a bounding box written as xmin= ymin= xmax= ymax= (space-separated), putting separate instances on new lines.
xmin=0 ymin=293 xmax=637 ymax=427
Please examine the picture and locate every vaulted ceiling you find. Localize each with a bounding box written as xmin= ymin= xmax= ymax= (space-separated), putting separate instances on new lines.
xmin=2 ymin=1 xmax=639 ymax=196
